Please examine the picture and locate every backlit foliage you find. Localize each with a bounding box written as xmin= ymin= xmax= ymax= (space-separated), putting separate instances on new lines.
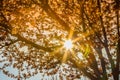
xmin=0 ymin=0 xmax=119 ymax=80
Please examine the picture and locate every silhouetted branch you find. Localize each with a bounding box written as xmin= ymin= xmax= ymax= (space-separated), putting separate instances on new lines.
xmin=38 ymin=0 xmax=70 ymax=32
xmin=115 ymin=0 xmax=120 ymax=79
xmin=97 ymin=0 xmax=115 ymax=73
xmin=0 ymin=12 xmax=54 ymax=52
xmin=0 ymin=40 xmax=18 ymax=49
xmin=69 ymin=57 xmax=99 ymax=80
xmin=95 ymin=47 xmax=108 ymax=80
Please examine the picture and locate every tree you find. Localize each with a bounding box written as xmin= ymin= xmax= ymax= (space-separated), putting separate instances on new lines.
xmin=0 ymin=0 xmax=119 ymax=80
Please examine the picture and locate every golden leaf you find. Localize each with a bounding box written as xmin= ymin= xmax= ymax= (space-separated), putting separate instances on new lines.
xmin=12 ymin=28 xmax=17 ymax=34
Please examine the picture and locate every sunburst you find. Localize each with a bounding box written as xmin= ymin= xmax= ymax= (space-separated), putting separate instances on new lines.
xmin=64 ymin=39 xmax=73 ymax=50
xmin=50 ymin=27 xmax=94 ymax=64
xmin=62 ymin=28 xmax=75 ymax=63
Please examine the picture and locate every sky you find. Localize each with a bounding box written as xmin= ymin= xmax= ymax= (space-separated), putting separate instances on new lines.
xmin=0 ymin=72 xmax=89 ymax=80
xmin=0 ymin=66 xmax=88 ymax=80
xmin=0 ymin=72 xmax=42 ymax=80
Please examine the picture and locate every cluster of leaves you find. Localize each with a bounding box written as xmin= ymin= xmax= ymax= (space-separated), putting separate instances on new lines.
xmin=0 ymin=0 xmax=119 ymax=80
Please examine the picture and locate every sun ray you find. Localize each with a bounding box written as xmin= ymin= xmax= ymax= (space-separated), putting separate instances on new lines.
xmin=73 ymin=30 xmax=94 ymax=43
xmin=50 ymin=46 xmax=63 ymax=57
xmin=73 ymin=27 xmax=99 ymax=43
xmin=70 ymin=49 xmax=80 ymax=61
xmin=62 ymin=50 xmax=68 ymax=63
xmin=68 ymin=27 xmax=74 ymax=39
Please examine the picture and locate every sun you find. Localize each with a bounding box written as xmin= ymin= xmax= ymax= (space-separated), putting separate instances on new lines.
xmin=64 ymin=40 xmax=73 ymax=50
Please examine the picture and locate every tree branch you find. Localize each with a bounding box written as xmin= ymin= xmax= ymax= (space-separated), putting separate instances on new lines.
xmin=38 ymin=0 xmax=70 ymax=32
xmin=0 ymin=12 xmax=53 ymax=52
xmin=0 ymin=40 xmax=18 ymax=49
xmin=97 ymin=0 xmax=115 ymax=73
xmin=15 ymin=34 xmax=53 ymax=52
xmin=115 ymin=0 xmax=120 ymax=79
xmin=69 ymin=57 xmax=98 ymax=80
xmin=95 ymin=47 xmax=108 ymax=80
